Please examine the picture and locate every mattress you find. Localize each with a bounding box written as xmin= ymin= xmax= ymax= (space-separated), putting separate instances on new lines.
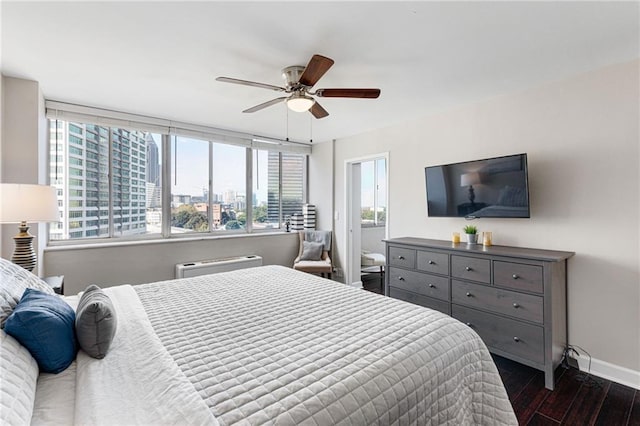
xmin=135 ymin=265 xmax=517 ymax=425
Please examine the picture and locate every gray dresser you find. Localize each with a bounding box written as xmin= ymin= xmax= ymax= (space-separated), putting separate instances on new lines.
xmin=384 ymin=237 xmax=574 ymax=390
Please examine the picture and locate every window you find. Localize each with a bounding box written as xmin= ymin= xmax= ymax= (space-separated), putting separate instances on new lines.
xmin=49 ymin=119 xmax=162 ymax=240
xmin=361 ymin=158 xmax=387 ymax=227
xmin=47 ymin=103 xmax=308 ymax=242
xmin=170 ymin=138 xmax=246 ymax=233
xmin=253 ymin=150 xmax=305 ymax=230
xmin=171 ymin=136 xmax=209 ymax=233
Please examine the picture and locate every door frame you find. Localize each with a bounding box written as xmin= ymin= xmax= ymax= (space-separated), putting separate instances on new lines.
xmin=344 ymin=152 xmax=390 ymax=287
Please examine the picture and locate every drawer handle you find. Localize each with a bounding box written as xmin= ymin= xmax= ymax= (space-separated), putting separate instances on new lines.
xmin=466 ymin=292 xmax=472 ymax=297
xmin=398 ymin=276 xmax=405 ymax=281
xmin=428 ymin=284 xmax=435 ymax=288
xmin=513 ymin=302 xmax=520 ymax=308
xmin=428 ymin=260 xmax=435 ymax=265
xmin=512 ymin=274 xmax=519 ymax=279
xmin=398 ymin=256 xmax=405 ymax=260
xmin=465 ymin=266 xmax=473 ymax=271
xmin=513 ymin=337 xmax=521 ymax=342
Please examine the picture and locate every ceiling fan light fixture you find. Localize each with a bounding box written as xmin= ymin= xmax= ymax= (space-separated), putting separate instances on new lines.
xmin=286 ymin=93 xmax=315 ymax=112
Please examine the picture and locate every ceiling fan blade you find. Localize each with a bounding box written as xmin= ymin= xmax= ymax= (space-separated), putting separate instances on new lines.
xmin=315 ymin=88 xmax=381 ymax=98
xmin=216 ymin=76 xmax=285 ymax=92
xmin=298 ymin=54 xmax=335 ymax=87
xmin=243 ymin=97 xmax=288 ymax=113
xmin=310 ymin=102 xmax=329 ymax=119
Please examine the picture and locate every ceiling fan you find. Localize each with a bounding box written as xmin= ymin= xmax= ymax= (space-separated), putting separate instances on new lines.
xmin=216 ymin=54 xmax=380 ymax=119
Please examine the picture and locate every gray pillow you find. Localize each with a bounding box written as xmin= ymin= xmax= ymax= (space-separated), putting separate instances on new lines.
xmin=75 ymin=285 xmax=117 ymax=359
xmin=300 ymin=241 xmax=323 ymax=261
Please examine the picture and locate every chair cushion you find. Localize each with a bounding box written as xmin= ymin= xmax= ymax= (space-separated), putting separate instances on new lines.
xmin=361 ymin=252 xmax=386 ymax=266
xmin=293 ymin=257 xmax=332 ymax=273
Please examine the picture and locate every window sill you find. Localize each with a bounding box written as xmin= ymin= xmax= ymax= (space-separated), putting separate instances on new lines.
xmin=45 ymin=230 xmax=295 ymax=252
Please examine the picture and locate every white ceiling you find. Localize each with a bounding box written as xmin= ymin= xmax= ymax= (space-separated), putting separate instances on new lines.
xmin=2 ymin=1 xmax=638 ymax=143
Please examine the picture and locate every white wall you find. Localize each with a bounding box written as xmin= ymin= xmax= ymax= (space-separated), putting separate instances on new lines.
xmin=308 ymin=140 xmax=334 ymax=232
xmin=320 ymin=60 xmax=640 ymax=376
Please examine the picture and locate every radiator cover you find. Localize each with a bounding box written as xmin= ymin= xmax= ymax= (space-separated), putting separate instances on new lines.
xmin=175 ymin=255 xmax=263 ymax=278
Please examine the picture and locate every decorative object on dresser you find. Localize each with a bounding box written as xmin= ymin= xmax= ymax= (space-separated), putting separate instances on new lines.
xmin=384 ymin=237 xmax=574 ymax=390
xmin=463 ymin=225 xmax=478 ymax=244
xmin=0 ymin=184 xmax=59 ymax=271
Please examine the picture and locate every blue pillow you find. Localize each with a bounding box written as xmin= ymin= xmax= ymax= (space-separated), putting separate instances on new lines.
xmin=4 ymin=288 xmax=77 ymax=374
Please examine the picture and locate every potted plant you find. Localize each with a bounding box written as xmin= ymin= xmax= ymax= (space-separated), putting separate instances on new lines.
xmin=463 ymin=225 xmax=478 ymax=244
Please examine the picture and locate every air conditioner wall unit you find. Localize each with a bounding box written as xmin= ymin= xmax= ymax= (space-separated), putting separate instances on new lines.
xmin=175 ymin=255 xmax=263 ymax=279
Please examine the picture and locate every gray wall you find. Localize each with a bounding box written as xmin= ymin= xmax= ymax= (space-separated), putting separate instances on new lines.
xmin=44 ymin=232 xmax=299 ymax=296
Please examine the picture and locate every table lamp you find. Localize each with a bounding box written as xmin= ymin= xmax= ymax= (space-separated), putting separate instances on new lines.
xmin=460 ymin=172 xmax=481 ymax=204
xmin=0 ymin=184 xmax=59 ymax=271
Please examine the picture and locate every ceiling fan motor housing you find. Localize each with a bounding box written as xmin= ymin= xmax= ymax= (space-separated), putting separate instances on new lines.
xmin=282 ymin=65 xmax=307 ymax=89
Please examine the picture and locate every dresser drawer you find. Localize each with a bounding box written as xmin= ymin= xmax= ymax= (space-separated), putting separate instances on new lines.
xmin=451 ymin=255 xmax=491 ymax=283
xmin=390 ymin=287 xmax=451 ymax=315
xmin=388 ymin=267 xmax=450 ymax=301
xmin=416 ymin=250 xmax=449 ymax=275
xmin=388 ymin=247 xmax=416 ymax=269
xmin=452 ymin=305 xmax=544 ymax=364
xmin=451 ymin=280 xmax=543 ymax=324
xmin=494 ymin=261 xmax=544 ymax=294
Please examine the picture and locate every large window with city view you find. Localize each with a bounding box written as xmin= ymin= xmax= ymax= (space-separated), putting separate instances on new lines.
xmin=49 ymin=119 xmax=306 ymax=240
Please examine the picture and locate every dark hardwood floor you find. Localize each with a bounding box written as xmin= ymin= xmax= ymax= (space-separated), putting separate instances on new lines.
xmin=494 ymin=354 xmax=639 ymax=425
xmin=361 ymin=273 xmax=639 ymax=425
xmin=361 ymin=271 xmax=384 ymax=294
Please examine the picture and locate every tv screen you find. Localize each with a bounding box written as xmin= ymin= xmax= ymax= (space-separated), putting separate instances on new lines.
xmin=425 ymin=153 xmax=530 ymax=218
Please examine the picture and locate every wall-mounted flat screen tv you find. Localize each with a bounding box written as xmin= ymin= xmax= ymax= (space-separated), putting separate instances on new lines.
xmin=425 ymin=153 xmax=530 ymax=218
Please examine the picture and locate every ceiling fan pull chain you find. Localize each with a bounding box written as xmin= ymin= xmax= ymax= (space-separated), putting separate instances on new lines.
xmin=309 ymin=114 xmax=313 ymax=144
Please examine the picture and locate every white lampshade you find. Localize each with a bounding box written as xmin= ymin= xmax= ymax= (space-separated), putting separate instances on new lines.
xmin=0 ymin=184 xmax=59 ymax=224
xmin=286 ymin=94 xmax=315 ymax=112
xmin=460 ymin=172 xmax=481 ymax=187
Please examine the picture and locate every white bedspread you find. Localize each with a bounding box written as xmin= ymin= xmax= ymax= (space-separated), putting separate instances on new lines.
xmin=136 ymin=265 xmax=517 ymax=425
xmin=33 ymin=286 xmax=217 ymax=426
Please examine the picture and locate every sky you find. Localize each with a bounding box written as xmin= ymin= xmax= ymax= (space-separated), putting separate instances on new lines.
xmin=166 ymin=135 xmax=268 ymax=203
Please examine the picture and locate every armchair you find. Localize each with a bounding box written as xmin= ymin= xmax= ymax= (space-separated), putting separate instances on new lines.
xmin=292 ymin=230 xmax=333 ymax=279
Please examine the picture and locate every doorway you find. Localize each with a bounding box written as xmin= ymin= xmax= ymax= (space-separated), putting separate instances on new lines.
xmin=344 ymin=153 xmax=389 ymax=288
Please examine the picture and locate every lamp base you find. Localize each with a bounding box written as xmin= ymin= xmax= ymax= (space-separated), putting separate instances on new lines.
xmin=12 ymin=222 xmax=36 ymax=272
xmin=468 ymin=185 xmax=476 ymax=204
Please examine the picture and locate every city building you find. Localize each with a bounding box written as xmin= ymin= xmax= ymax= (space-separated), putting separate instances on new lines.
xmin=49 ymin=122 xmax=148 ymax=239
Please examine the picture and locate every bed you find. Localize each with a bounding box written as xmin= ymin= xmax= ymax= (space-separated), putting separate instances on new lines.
xmin=1 ymin=261 xmax=517 ymax=425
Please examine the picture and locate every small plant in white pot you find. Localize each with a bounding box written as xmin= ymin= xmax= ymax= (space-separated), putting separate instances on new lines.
xmin=463 ymin=225 xmax=478 ymax=244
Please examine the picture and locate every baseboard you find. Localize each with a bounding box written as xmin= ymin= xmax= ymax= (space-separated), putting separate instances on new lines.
xmin=575 ymin=353 xmax=640 ymax=390
xmin=348 ymin=280 xmax=363 ymax=289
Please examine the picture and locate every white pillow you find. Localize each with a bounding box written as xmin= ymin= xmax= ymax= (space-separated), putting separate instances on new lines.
xmin=0 ymin=329 xmax=39 ymax=425
xmin=0 ymin=257 xmax=54 ymax=327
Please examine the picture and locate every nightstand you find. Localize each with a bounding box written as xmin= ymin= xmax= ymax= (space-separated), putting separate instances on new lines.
xmin=43 ymin=275 xmax=64 ymax=295
xmin=457 ymin=202 xmax=488 ymax=216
